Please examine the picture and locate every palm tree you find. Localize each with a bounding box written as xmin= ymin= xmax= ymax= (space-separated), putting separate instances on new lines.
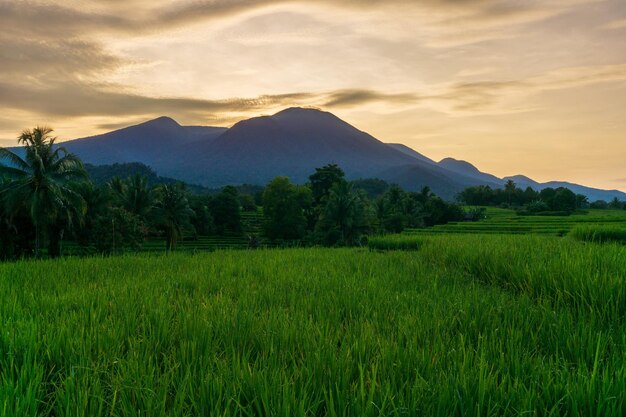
xmin=504 ymin=179 xmax=516 ymax=206
xmin=0 ymin=127 xmax=87 ymax=257
xmin=153 ymin=183 xmax=194 ymax=253
xmin=320 ymin=181 xmax=364 ymax=245
xmin=109 ymin=174 xmax=155 ymax=221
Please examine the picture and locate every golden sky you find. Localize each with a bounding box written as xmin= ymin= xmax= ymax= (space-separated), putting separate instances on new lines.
xmin=1 ymin=0 xmax=625 ymax=190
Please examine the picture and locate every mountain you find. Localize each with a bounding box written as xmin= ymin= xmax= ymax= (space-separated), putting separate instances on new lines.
xmin=62 ymin=117 xmax=227 ymax=166
xmin=504 ymin=176 xmax=626 ymax=202
xmin=386 ymin=143 xmax=437 ymax=165
xmin=158 ymin=107 xmax=435 ymax=187
xmin=5 ymin=108 xmax=624 ymax=201
xmin=438 ymin=158 xmax=503 ymax=186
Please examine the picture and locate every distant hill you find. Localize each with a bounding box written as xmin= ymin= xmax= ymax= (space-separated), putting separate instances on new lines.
xmin=85 ymin=162 xmax=214 ymax=194
xmin=438 ymin=158 xmax=503 ymax=186
xmin=64 ymin=117 xmax=226 ymax=166
xmin=6 ymin=108 xmax=625 ymax=201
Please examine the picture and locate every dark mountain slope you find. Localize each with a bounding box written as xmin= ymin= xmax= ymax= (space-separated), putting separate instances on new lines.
xmin=386 ymin=143 xmax=437 ymax=165
xmin=438 ymin=157 xmax=503 ymax=186
xmin=63 ymin=117 xmax=226 ymax=166
xmin=159 ymin=107 xmax=427 ymax=187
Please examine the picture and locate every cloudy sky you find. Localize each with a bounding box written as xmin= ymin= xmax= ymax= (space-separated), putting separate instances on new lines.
xmin=1 ymin=0 xmax=625 ymax=190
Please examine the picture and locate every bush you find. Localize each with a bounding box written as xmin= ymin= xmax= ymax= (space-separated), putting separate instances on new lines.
xmin=569 ymin=225 xmax=626 ymax=244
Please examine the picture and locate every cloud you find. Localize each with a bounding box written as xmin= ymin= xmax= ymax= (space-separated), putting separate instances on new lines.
xmin=323 ymin=90 xmax=418 ymax=107
xmin=0 ymin=0 xmax=598 ymax=39
xmin=0 ymin=35 xmax=123 ymax=81
xmin=423 ymin=63 xmax=626 ymax=114
xmin=603 ymin=19 xmax=626 ymax=30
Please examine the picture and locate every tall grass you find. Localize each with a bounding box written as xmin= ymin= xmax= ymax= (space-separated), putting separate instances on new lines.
xmin=368 ymin=235 xmax=423 ymax=250
xmin=569 ymin=225 xmax=626 ymax=244
xmin=1 ymin=244 xmax=626 ymax=416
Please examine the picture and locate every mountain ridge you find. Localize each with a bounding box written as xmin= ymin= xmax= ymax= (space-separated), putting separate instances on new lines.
xmin=6 ymin=108 xmax=625 ymax=201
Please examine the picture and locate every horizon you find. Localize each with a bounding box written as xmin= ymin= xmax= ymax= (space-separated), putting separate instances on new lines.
xmin=1 ymin=0 xmax=625 ymax=191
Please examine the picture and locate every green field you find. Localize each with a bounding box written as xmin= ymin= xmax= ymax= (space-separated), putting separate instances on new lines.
xmin=405 ymin=208 xmax=626 ymax=236
xmin=2 ymin=230 xmax=626 ymax=416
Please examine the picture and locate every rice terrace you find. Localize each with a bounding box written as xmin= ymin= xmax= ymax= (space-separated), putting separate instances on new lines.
xmin=2 ymin=0 xmax=626 ymax=416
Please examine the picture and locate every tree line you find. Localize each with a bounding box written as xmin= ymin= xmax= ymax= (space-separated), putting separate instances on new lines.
xmin=0 ymin=127 xmax=465 ymax=260
xmin=457 ymin=180 xmax=625 ymax=213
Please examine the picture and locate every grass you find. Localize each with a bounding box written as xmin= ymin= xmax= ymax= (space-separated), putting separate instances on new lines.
xmin=367 ymin=234 xmax=423 ymax=251
xmin=405 ymin=208 xmax=626 ymax=237
xmin=2 ymin=236 xmax=626 ymax=416
xmin=569 ymin=224 xmax=626 ymax=244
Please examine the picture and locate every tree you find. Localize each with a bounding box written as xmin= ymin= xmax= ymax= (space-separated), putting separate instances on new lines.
xmin=316 ymin=181 xmax=367 ymax=245
xmin=308 ymin=164 xmax=345 ymax=207
xmin=189 ymin=195 xmax=214 ymax=236
xmin=0 ymin=127 xmax=87 ymax=257
xmin=209 ymin=186 xmax=242 ymax=234
xmin=504 ymin=179 xmax=516 ymax=206
xmin=551 ymin=187 xmax=577 ymax=212
xmin=263 ymin=177 xmax=311 ymax=241
xmin=608 ymin=197 xmax=624 ymax=210
xmin=109 ymin=174 xmax=155 ymax=221
xmin=379 ymin=185 xmax=408 ymax=233
xmin=154 ymin=183 xmax=194 ymax=253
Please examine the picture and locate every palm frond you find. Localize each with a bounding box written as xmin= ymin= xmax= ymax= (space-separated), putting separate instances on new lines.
xmin=0 ymin=147 xmax=30 ymax=172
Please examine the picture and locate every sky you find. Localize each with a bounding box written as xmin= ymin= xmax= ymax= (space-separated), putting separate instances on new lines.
xmin=1 ymin=0 xmax=625 ymax=190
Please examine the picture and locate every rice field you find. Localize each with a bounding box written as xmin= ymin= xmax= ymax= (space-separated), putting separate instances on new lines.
xmin=2 ymin=231 xmax=626 ymax=416
xmin=405 ymin=208 xmax=626 ymax=236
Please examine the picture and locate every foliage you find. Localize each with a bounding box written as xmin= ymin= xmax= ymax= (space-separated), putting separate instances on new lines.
xmin=308 ymin=163 xmax=345 ymax=208
xmin=109 ymin=173 xmax=155 ymax=222
xmin=351 ymin=177 xmax=390 ymax=198
xmin=90 ymin=207 xmax=147 ymax=254
xmin=458 ymin=182 xmax=590 ymax=213
xmin=0 ymin=127 xmax=87 ymax=257
xmin=188 ymin=195 xmax=214 ymax=236
xmin=153 ymin=183 xmax=195 ymax=252
xmin=208 ymin=186 xmax=242 ymax=235
xmin=315 ymin=181 xmax=369 ymax=245
xmin=263 ymin=176 xmax=311 ymax=241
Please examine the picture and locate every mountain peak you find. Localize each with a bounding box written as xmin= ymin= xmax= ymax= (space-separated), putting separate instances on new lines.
xmin=272 ymin=107 xmax=340 ymax=123
xmin=439 ymin=157 xmax=481 ymax=174
xmin=504 ymin=175 xmax=538 ymax=185
xmin=142 ymin=116 xmax=180 ymax=128
xmin=274 ymin=106 xmax=325 ymax=116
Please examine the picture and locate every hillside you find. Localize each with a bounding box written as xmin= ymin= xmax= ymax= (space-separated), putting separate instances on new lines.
xmin=64 ymin=117 xmax=227 ymax=166
xmin=158 ymin=107 xmax=427 ymax=186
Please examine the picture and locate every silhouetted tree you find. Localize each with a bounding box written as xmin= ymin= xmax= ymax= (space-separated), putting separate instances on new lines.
xmin=209 ymin=186 xmax=242 ymax=234
xmin=0 ymin=127 xmax=87 ymax=257
xmin=309 ymin=164 xmax=345 ymax=208
xmin=263 ymin=177 xmax=311 ymax=241
xmin=154 ymin=183 xmax=194 ymax=252
xmin=316 ymin=181 xmax=367 ymax=245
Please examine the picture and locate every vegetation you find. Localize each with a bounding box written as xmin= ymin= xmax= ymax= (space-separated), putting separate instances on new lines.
xmin=3 ymin=235 xmax=626 ymax=415
xmin=457 ymin=181 xmax=608 ymax=214
xmin=569 ymin=224 xmax=626 ymax=244
xmin=3 ymin=128 xmax=626 ymax=415
xmin=1 ymin=132 xmax=466 ymax=258
xmin=0 ymin=127 xmax=87 ymax=257
xmin=406 ymin=207 xmax=626 ymax=237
